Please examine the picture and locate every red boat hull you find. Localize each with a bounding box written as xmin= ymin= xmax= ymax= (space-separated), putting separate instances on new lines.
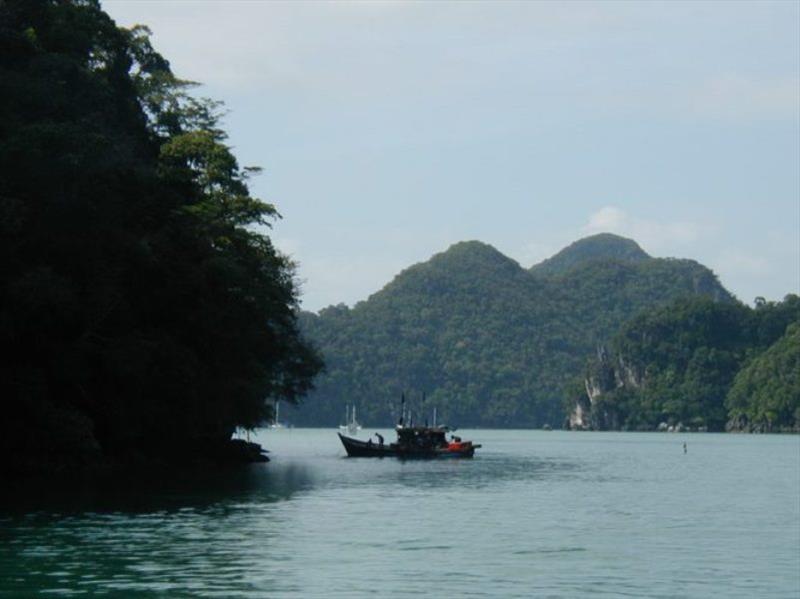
xmin=338 ymin=433 xmax=479 ymax=458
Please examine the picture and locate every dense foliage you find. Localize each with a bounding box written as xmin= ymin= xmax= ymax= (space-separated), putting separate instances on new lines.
xmin=576 ymin=295 xmax=800 ymax=431
xmin=0 ymin=0 xmax=321 ymax=470
xmin=726 ymin=320 xmax=800 ymax=431
xmin=530 ymin=232 xmax=649 ymax=277
xmin=295 ymin=235 xmax=732 ymax=428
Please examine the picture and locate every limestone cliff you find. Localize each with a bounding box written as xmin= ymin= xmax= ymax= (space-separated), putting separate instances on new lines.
xmin=567 ymin=346 xmax=644 ymax=431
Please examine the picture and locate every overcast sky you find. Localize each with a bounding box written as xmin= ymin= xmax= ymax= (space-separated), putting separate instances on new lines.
xmin=104 ymin=0 xmax=799 ymax=311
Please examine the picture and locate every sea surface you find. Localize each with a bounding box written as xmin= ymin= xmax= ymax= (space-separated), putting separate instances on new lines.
xmin=1 ymin=430 xmax=798 ymax=598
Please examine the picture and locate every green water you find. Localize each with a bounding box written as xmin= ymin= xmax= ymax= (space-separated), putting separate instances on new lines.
xmin=1 ymin=430 xmax=798 ymax=598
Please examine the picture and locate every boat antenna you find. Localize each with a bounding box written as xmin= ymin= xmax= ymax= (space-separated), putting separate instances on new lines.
xmin=399 ymin=393 xmax=405 ymax=426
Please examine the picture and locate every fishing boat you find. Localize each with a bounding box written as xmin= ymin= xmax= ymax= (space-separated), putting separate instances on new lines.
xmin=338 ymin=425 xmax=480 ymax=458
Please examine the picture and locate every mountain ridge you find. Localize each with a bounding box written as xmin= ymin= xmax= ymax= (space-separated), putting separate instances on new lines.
xmin=296 ymin=233 xmax=733 ymax=428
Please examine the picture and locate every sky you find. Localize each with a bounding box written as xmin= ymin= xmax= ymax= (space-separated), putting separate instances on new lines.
xmin=104 ymin=0 xmax=800 ymax=311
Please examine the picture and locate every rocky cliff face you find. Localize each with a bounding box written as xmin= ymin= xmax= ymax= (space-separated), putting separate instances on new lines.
xmin=725 ymin=414 xmax=800 ymax=434
xmin=567 ymin=346 xmax=643 ymax=431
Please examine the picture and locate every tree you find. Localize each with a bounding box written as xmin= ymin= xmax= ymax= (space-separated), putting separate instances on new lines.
xmin=0 ymin=0 xmax=321 ymax=471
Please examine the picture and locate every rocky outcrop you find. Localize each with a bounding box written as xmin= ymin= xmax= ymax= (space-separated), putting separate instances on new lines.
xmin=725 ymin=414 xmax=800 ymax=434
xmin=567 ymin=345 xmax=644 ymax=431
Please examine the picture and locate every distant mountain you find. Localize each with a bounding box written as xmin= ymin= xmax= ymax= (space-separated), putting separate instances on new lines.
xmin=530 ymin=233 xmax=649 ymax=276
xmin=294 ymin=234 xmax=733 ymax=428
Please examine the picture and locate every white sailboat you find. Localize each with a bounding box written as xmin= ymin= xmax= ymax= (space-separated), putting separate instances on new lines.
xmin=338 ymin=404 xmax=362 ymax=435
xmin=270 ymin=400 xmax=286 ymax=429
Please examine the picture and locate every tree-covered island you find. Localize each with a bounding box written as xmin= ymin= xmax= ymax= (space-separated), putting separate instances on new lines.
xmin=297 ymin=236 xmax=798 ymax=433
xmin=571 ymin=294 xmax=799 ymax=432
xmin=0 ymin=0 xmax=322 ymax=476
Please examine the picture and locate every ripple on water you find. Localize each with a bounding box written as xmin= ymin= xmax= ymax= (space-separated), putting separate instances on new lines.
xmin=1 ymin=430 xmax=798 ymax=598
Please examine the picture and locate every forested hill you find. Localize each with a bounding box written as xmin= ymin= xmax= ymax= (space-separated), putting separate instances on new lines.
xmin=294 ymin=235 xmax=733 ymax=428
xmin=530 ymin=233 xmax=650 ymax=276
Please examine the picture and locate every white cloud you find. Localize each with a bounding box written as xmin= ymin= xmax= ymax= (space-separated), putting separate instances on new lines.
xmin=583 ymin=206 xmax=713 ymax=255
xmin=585 ymin=206 xmax=627 ymax=232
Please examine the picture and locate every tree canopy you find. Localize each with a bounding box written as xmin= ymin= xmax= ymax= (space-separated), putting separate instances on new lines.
xmin=530 ymin=233 xmax=649 ymax=277
xmin=0 ymin=0 xmax=321 ymax=471
xmin=726 ymin=316 xmax=800 ymax=431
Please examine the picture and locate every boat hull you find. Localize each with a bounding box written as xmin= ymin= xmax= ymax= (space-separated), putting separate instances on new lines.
xmin=338 ymin=433 xmax=478 ymax=459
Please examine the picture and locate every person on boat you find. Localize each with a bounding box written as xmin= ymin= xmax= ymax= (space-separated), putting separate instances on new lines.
xmin=374 ymin=432 xmax=384 ymax=446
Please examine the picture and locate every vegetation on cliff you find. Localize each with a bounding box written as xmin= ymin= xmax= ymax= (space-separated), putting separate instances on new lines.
xmin=530 ymin=233 xmax=649 ymax=277
xmin=574 ymin=295 xmax=800 ymax=431
xmin=297 ymin=235 xmax=732 ymax=428
xmin=726 ymin=320 xmax=800 ymax=431
xmin=0 ymin=0 xmax=321 ymax=474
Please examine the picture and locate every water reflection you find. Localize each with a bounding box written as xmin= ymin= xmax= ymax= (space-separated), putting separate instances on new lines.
xmin=362 ymin=454 xmax=582 ymax=492
xmin=1 ymin=462 xmax=315 ymax=515
xmin=1 ymin=463 xmax=317 ymax=598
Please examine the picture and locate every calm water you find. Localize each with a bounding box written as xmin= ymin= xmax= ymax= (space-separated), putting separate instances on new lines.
xmin=1 ymin=430 xmax=798 ymax=598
